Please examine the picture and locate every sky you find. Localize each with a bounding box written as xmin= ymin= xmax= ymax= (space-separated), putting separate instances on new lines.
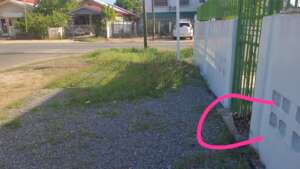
xmin=103 ymin=0 xmax=116 ymax=4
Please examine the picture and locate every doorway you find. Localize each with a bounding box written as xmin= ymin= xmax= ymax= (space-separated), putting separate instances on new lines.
xmin=0 ymin=18 xmax=8 ymax=35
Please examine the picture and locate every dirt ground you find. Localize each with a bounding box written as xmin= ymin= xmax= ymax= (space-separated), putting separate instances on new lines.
xmin=0 ymin=56 xmax=87 ymax=111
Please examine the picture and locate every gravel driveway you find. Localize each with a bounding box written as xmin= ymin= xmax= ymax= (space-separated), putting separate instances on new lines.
xmin=0 ymin=85 xmax=249 ymax=169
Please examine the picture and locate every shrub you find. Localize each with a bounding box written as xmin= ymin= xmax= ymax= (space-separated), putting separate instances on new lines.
xmin=15 ymin=0 xmax=78 ymax=38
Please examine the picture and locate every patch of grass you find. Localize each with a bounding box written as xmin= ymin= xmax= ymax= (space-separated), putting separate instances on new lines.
xmin=180 ymin=48 xmax=193 ymax=59
xmin=175 ymin=116 xmax=250 ymax=169
xmin=129 ymin=119 xmax=168 ymax=133
xmin=74 ymin=36 xmax=106 ymax=42
xmin=5 ymin=99 xmax=26 ymax=110
xmin=144 ymin=110 xmax=155 ymax=117
xmin=174 ymin=152 xmax=206 ymax=169
xmin=79 ymin=128 xmax=99 ymax=139
xmin=96 ymin=109 xmax=120 ymax=118
xmin=46 ymin=131 xmax=76 ymax=146
xmin=47 ymin=48 xmax=201 ymax=107
xmin=174 ymin=150 xmax=251 ymax=169
xmin=3 ymin=119 xmax=22 ymax=129
xmin=45 ymin=101 xmax=64 ymax=111
xmin=213 ymin=127 xmax=235 ymax=145
xmin=0 ymin=112 xmax=9 ymax=121
xmin=16 ymin=143 xmax=39 ymax=152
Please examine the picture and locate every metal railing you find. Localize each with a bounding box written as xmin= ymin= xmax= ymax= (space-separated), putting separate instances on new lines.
xmin=197 ymin=0 xmax=300 ymax=21
xmin=196 ymin=0 xmax=299 ymax=118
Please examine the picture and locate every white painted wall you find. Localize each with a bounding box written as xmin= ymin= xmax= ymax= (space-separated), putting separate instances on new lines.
xmin=250 ymin=14 xmax=300 ymax=169
xmin=193 ymin=19 xmax=237 ymax=107
xmin=145 ymin=0 xmax=204 ymax=13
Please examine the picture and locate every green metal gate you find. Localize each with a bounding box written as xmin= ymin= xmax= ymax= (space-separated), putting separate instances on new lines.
xmin=231 ymin=0 xmax=282 ymax=116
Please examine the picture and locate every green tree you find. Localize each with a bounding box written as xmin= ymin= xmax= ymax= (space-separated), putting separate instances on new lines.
xmin=35 ymin=0 xmax=79 ymax=15
xmin=101 ymin=6 xmax=116 ymax=38
xmin=15 ymin=0 xmax=79 ymax=38
xmin=102 ymin=6 xmax=117 ymax=22
xmin=115 ymin=0 xmax=141 ymax=15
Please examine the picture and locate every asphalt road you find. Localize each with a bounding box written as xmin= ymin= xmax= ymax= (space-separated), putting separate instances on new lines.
xmin=0 ymin=40 xmax=193 ymax=71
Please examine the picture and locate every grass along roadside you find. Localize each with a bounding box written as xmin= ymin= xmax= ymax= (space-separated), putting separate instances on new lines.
xmin=0 ymin=48 xmax=198 ymax=127
xmin=46 ymin=48 xmax=199 ymax=106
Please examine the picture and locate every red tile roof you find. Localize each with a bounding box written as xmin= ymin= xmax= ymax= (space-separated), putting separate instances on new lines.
xmin=17 ymin=0 xmax=37 ymax=5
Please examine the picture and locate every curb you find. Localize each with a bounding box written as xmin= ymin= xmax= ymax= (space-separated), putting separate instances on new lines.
xmin=217 ymin=108 xmax=266 ymax=169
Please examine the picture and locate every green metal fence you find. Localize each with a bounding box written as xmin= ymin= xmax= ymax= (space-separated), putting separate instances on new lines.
xmin=231 ymin=0 xmax=285 ymax=117
xmin=197 ymin=0 xmax=285 ymax=117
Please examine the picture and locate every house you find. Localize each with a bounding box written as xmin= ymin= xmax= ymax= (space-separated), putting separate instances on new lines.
xmin=145 ymin=0 xmax=205 ymax=35
xmin=0 ymin=0 xmax=36 ymax=37
xmin=70 ymin=0 xmax=139 ymax=37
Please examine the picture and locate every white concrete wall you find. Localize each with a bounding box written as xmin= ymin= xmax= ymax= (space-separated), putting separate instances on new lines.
xmin=250 ymin=14 xmax=300 ymax=169
xmin=145 ymin=0 xmax=203 ymax=13
xmin=193 ymin=19 xmax=237 ymax=107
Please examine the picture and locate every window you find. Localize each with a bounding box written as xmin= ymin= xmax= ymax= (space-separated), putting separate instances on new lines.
xmin=180 ymin=0 xmax=189 ymax=6
xmin=154 ymin=0 xmax=168 ymax=7
xmin=180 ymin=23 xmax=190 ymax=27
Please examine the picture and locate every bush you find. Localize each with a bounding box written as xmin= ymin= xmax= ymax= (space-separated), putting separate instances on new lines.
xmin=15 ymin=0 xmax=78 ymax=39
xmin=197 ymin=0 xmax=284 ymax=21
xmin=197 ymin=0 xmax=239 ymax=21
xmin=15 ymin=11 xmax=69 ymax=39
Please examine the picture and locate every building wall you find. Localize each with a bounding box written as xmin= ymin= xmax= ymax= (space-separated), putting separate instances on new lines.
xmin=250 ymin=14 xmax=300 ymax=169
xmin=145 ymin=0 xmax=204 ymax=13
xmin=193 ymin=19 xmax=237 ymax=107
xmin=0 ymin=2 xmax=27 ymax=18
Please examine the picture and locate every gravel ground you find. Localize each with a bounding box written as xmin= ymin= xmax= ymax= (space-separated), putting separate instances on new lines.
xmin=0 ymin=85 xmax=249 ymax=169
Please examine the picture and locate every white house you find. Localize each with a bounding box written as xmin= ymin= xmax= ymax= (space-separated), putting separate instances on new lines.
xmin=145 ymin=0 xmax=205 ymax=22
xmin=0 ymin=0 xmax=35 ymax=37
xmin=70 ymin=0 xmax=139 ymax=37
xmin=144 ymin=0 xmax=205 ymax=36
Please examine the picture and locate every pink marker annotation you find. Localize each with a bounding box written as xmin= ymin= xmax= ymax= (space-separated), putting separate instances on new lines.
xmin=196 ymin=93 xmax=275 ymax=151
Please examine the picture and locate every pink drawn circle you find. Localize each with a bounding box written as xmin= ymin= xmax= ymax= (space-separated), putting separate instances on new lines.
xmin=196 ymin=93 xmax=274 ymax=150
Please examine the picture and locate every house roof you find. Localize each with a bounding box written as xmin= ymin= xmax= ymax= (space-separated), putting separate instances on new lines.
xmin=0 ymin=0 xmax=35 ymax=7
xmin=73 ymin=0 xmax=138 ymax=18
xmin=17 ymin=0 xmax=37 ymax=5
xmin=93 ymin=0 xmax=137 ymax=17
xmin=71 ymin=7 xmax=101 ymax=16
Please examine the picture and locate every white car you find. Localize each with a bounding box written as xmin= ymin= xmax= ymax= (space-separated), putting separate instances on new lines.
xmin=173 ymin=20 xmax=194 ymax=40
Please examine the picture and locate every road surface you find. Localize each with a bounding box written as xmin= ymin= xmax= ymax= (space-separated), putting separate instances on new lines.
xmin=0 ymin=39 xmax=193 ymax=71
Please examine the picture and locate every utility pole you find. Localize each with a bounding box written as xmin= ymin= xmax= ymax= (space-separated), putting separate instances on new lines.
xmin=176 ymin=0 xmax=180 ymax=60
xmin=151 ymin=0 xmax=156 ymax=40
xmin=143 ymin=0 xmax=148 ymax=48
xmin=24 ymin=5 xmax=28 ymax=33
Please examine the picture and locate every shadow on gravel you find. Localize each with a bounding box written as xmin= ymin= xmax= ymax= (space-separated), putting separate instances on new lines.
xmin=0 ymin=61 xmax=251 ymax=169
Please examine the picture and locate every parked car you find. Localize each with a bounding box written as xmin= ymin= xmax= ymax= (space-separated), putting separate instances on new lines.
xmin=172 ymin=20 xmax=194 ymax=40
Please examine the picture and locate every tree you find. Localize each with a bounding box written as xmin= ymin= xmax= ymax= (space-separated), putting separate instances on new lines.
xmin=102 ymin=6 xmax=117 ymax=22
xmin=35 ymin=0 xmax=79 ymax=15
xmin=15 ymin=0 xmax=79 ymax=38
xmin=115 ymin=0 xmax=141 ymax=15
xmin=102 ymin=6 xmax=116 ymax=39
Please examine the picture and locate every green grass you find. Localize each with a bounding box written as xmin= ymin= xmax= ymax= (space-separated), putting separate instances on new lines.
xmin=129 ymin=120 xmax=168 ymax=133
xmin=74 ymin=36 xmax=107 ymax=42
xmin=47 ymin=48 xmax=201 ymax=107
xmin=96 ymin=109 xmax=120 ymax=118
xmin=180 ymin=48 xmax=193 ymax=60
xmin=3 ymin=119 xmax=22 ymax=129
xmin=174 ymin=149 xmax=250 ymax=169
xmin=174 ymin=125 xmax=250 ymax=169
xmin=5 ymin=98 xmax=26 ymax=110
